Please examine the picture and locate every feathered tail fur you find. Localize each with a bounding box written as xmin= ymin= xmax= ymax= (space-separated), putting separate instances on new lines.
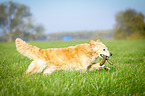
xmin=15 ymin=38 xmax=42 ymax=60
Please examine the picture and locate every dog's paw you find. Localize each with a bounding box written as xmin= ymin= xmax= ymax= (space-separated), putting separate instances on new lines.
xmin=104 ymin=66 xmax=110 ymax=70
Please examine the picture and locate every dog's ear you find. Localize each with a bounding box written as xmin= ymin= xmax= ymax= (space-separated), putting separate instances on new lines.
xmin=96 ymin=40 xmax=101 ymax=43
xmin=90 ymin=40 xmax=95 ymax=47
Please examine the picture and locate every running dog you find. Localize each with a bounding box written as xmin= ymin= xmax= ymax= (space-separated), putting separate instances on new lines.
xmin=15 ymin=38 xmax=112 ymax=74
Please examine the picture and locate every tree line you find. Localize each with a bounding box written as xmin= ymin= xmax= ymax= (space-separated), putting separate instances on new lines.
xmin=0 ymin=1 xmax=145 ymax=41
xmin=46 ymin=30 xmax=113 ymax=41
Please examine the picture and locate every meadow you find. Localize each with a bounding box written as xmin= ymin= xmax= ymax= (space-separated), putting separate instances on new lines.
xmin=0 ymin=40 xmax=145 ymax=96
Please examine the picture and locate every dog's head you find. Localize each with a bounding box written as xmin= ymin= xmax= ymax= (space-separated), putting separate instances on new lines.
xmin=90 ymin=40 xmax=112 ymax=58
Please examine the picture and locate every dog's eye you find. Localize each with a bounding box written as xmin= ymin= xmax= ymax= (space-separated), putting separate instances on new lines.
xmin=103 ymin=49 xmax=105 ymax=51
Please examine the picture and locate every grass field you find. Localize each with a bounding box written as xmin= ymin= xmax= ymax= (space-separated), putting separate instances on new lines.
xmin=0 ymin=40 xmax=145 ymax=96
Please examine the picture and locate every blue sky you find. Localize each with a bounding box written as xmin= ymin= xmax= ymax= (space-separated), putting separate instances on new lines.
xmin=1 ymin=0 xmax=145 ymax=33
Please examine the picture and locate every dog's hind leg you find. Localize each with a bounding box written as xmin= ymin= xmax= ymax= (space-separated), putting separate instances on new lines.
xmin=25 ymin=60 xmax=37 ymax=75
xmin=43 ymin=68 xmax=56 ymax=75
xmin=26 ymin=59 xmax=47 ymax=75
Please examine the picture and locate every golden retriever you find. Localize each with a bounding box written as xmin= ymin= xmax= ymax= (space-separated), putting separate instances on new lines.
xmin=15 ymin=38 xmax=112 ymax=74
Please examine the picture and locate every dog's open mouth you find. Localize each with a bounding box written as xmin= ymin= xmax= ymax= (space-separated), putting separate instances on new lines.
xmin=100 ymin=54 xmax=109 ymax=60
xmin=99 ymin=54 xmax=113 ymax=65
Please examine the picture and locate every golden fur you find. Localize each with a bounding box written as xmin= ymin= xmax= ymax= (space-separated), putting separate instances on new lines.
xmin=15 ymin=38 xmax=111 ymax=74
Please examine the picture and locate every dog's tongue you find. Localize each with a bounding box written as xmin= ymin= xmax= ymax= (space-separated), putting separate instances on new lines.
xmin=106 ymin=57 xmax=109 ymax=60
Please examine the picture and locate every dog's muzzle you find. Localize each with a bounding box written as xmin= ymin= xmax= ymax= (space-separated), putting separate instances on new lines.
xmin=100 ymin=54 xmax=109 ymax=60
xmin=100 ymin=52 xmax=112 ymax=57
xmin=100 ymin=52 xmax=112 ymax=60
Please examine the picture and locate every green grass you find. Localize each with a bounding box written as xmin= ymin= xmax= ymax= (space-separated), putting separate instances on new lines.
xmin=0 ymin=40 xmax=145 ymax=96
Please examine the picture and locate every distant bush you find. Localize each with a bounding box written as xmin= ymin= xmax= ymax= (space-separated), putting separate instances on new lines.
xmin=114 ymin=9 xmax=145 ymax=40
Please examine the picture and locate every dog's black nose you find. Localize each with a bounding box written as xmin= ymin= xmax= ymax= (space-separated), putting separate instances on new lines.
xmin=110 ymin=53 xmax=112 ymax=56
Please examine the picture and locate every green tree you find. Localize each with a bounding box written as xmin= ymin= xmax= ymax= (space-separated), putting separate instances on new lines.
xmin=114 ymin=9 xmax=145 ymax=40
xmin=0 ymin=1 xmax=45 ymax=41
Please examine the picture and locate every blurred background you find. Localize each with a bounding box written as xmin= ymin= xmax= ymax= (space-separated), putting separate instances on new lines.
xmin=0 ymin=0 xmax=145 ymax=42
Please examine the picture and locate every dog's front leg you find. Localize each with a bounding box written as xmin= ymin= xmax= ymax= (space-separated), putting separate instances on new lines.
xmin=88 ymin=63 xmax=101 ymax=70
xmin=89 ymin=63 xmax=110 ymax=71
xmin=104 ymin=65 xmax=110 ymax=70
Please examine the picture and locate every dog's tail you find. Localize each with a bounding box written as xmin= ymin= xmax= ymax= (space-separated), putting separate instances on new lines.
xmin=15 ymin=38 xmax=43 ymax=60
